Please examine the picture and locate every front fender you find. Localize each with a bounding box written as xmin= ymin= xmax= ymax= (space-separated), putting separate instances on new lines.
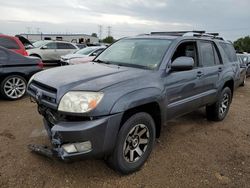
xmin=110 ymin=87 xmax=163 ymax=114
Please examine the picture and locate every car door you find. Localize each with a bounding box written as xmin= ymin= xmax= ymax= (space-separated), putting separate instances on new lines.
xmin=198 ymin=40 xmax=223 ymax=105
xmin=165 ymin=41 xmax=205 ymax=120
xmin=40 ymin=42 xmax=57 ymax=61
xmin=57 ymin=43 xmax=77 ymax=58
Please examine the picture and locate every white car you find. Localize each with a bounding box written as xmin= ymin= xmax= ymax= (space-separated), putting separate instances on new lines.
xmin=60 ymin=46 xmax=106 ymax=65
xmin=27 ymin=40 xmax=78 ymax=64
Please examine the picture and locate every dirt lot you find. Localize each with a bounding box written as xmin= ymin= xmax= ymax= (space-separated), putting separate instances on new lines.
xmin=0 ymin=81 xmax=250 ymax=188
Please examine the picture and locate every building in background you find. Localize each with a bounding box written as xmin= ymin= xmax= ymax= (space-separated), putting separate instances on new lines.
xmin=19 ymin=33 xmax=99 ymax=44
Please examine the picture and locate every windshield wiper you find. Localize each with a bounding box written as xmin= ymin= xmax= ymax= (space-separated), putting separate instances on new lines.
xmin=93 ymin=59 xmax=111 ymax=64
xmin=115 ymin=62 xmax=151 ymax=70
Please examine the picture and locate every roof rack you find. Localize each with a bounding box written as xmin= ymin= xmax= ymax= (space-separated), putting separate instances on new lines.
xmin=150 ymin=31 xmax=224 ymax=40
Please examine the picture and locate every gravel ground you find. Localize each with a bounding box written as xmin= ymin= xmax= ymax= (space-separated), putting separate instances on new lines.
xmin=0 ymin=80 xmax=250 ymax=188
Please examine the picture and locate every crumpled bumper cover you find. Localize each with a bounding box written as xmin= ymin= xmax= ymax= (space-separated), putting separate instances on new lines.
xmin=29 ymin=113 xmax=123 ymax=161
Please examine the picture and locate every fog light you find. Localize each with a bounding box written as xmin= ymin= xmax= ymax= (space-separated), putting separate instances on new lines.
xmin=62 ymin=141 xmax=92 ymax=154
xmin=62 ymin=144 xmax=77 ymax=153
xmin=75 ymin=141 xmax=92 ymax=152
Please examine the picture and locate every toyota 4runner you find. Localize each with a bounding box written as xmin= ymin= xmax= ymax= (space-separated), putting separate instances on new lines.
xmin=27 ymin=31 xmax=240 ymax=174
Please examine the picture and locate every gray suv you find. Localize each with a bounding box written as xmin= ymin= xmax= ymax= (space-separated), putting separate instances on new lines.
xmin=27 ymin=31 xmax=239 ymax=174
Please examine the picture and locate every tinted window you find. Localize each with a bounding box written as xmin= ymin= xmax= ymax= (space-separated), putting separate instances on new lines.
xmin=0 ymin=49 xmax=8 ymax=62
xmin=57 ymin=43 xmax=76 ymax=49
xmin=0 ymin=37 xmax=19 ymax=49
xmin=45 ymin=42 xmax=56 ymax=49
xmin=219 ymin=43 xmax=237 ymax=63
xmin=200 ymin=41 xmax=215 ymax=67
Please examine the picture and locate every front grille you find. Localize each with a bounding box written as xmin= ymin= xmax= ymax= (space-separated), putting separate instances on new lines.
xmin=32 ymin=80 xmax=57 ymax=93
xmin=28 ymin=80 xmax=57 ymax=108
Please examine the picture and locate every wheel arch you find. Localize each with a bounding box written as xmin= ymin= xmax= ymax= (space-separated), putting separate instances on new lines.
xmin=29 ymin=53 xmax=42 ymax=59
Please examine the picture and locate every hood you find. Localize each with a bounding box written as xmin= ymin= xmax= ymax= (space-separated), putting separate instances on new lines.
xmin=33 ymin=62 xmax=149 ymax=98
xmin=61 ymin=54 xmax=88 ymax=60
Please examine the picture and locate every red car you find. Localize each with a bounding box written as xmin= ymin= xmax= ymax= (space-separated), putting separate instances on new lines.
xmin=0 ymin=34 xmax=28 ymax=56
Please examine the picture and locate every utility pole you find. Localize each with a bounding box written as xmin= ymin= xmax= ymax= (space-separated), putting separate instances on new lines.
xmin=98 ymin=25 xmax=103 ymax=41
xmin=26 ymin=27 xmax=31 ymax=34
xmin=36 ymin=27 xmax=40 ymax=34
xmin=107 ymin=26 xmax=112 ymax=37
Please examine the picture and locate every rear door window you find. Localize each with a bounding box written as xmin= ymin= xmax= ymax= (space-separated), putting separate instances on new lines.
xmin=199 ymin=41 xmax=216 ymax=67
xmin=0 ymin=37 xmax=19 ymax=49
xmin=45 ymin=42 xmax=57 ymax=49
xmin=57 ymin=43 xmax=76 ymax=49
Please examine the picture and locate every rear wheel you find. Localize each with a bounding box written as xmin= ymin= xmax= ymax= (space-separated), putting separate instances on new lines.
xmin=206 ymin=87 xmax=232 ymax=121
xmin=0 ymin=75 xmax=27 ymax=100
xmin=106 ymin=112 xmax=156 ymax=174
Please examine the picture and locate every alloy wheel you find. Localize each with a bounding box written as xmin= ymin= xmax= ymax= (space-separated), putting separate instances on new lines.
xmin=123 ymin=124 xmax=149 ymax=163
xmin=219 ymin=93 xmax=229 ymax=115
xmin=3 ymin=77 xmax=26 ymax=99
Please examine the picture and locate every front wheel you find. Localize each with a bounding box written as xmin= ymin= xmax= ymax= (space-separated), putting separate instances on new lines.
xmin=206 ymin=87 xmax=232 ymax=121
xmin=0 ymin=75 xmax=27 ymax=100
xmin=107 ymin=112 xmax=156 ymax=174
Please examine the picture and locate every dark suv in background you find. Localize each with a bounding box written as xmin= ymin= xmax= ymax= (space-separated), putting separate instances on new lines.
xmin=27 ymin=31 xmax=239 ymax=174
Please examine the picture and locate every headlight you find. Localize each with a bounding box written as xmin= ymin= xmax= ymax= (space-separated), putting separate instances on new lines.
xmin=58 ymin=91 xmax=104 ymax=113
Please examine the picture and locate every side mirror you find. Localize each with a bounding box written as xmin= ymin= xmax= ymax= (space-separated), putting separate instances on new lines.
xmin=41 ymin=46 xmax=48 ymax=50
xmin=171 ymin=56 xmax=194 ymax=71
xmin=91 ymin=52 xmax=97 ymax=56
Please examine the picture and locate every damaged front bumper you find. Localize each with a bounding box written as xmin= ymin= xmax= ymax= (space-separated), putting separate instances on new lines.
xmin=29 ymin=113 xmax=123 ymax=161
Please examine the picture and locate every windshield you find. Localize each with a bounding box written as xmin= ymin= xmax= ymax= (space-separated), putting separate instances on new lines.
xmin=95 ymin=38 xmax=172 ymax=69
xmin=33 ymin=41 xmax=49 ymax=48
xmin=75 ymin=47 xmax=97 ymax=55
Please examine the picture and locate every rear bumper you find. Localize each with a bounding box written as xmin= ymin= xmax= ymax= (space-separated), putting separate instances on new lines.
xmin=43 ymin=113 xmax=123 ymax=160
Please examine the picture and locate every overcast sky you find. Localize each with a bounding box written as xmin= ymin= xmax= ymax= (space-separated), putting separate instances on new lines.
xmin=0 ymin=0 xmax=249 ymax=41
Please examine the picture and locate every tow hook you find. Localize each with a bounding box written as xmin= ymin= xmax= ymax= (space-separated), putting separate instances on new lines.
xmin=27 ymin=144 xmax=58 ymax=159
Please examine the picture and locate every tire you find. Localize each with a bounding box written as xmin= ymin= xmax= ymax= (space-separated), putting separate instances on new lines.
xmin=0 ymin=75 xmax=27 ymax=100
xmin=240 ymin=75 xmax=246 ymax=87
xmin=106 ymin=112 xmax=156 ymax=174
xmin=206 ymin=87 xmax=232 ymax=121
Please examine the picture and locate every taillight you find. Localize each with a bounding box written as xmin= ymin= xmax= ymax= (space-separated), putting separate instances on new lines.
xmin=37 ymin=61 xmax=44 ymax=69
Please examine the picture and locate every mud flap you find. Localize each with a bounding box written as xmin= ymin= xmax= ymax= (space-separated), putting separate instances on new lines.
xmin=28 ymin=144 xmax=57 ymax=159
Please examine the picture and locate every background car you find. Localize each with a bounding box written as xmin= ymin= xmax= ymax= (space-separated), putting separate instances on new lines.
xmin=0 ymin=34 xmax=28 ymax=56
xmin=75 ymin=43 xmax=87 ymax=49
xmin=27 ymin=40 xmax=78 ymax=64
xmin=238 ymin=54 xmax=250 ymax=77
xmin=237 ymin=54 xmax=247 ymax=86
xmin=60 ymin=46 xmax=106 ymax=65
xmin=0 ymin=46 xmax=43 ymax=100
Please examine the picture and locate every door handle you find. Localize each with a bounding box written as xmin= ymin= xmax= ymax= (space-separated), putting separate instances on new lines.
xmin=218 ymin=67 xmax=223 ymax=73
xmin=197 ymin=71 xmax=204 ymax=78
